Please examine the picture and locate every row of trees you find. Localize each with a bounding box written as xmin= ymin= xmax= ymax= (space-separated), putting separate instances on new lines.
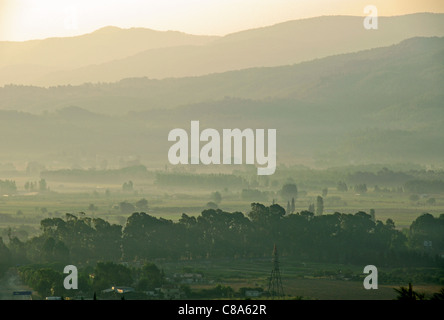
xmin=17 ymin=261 xmax=163 ymax=298
xmin=40 ymin=165 xmax=151 ymax=183
xmin=2 ymin=204 xmax=443 ymax=269
xmin=155 ymin=172 xmax=248 ymax=188
xmin=24 ymin=179 xmax=48 ymax=192
xmin=0 ymin=179 xmax=17 ymax=195
xmin=404 ymin=180 xmax=444 ymax=194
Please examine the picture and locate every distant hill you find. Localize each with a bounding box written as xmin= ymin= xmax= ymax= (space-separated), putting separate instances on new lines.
xmin=1 ymin=36 xmax=443 ymax=115
xmin=0 ymin=26 xmax=218 ymax=86
xmin=1 ymin=13 xmax=444 ymax=86
xmin=0 ymin=36 xmax=443 ymax=167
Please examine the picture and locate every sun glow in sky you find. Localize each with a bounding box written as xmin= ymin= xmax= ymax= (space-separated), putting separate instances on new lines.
xmin=1 ymin=0 xmax=444 ymax=41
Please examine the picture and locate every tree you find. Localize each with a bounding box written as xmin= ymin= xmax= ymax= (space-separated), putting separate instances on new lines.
xmin=291 ymin=197 xmax=295 ymax=214
xmin=39 ymin=179 xmax=47 ymax=192
xmin=136 ymin=278 xmax=150 ymax=292
xmin=93 ymin=262 xmax=132 ymax=292
xmin=91 ymin=218 xmax=123 ymax=261
xmin=308 ymin=203 xmax=315 ymax=213
xmin=408 ymin=213 xmax=444 ymax=252
xmin=122 ymin=212 xmax=183 ymax=260
xmin=135 ymin=198 xmax=149 ymax=212
xmin=41 ymin=237 xmax=69 ymax=263
xmin=354 ymin=184 xmax=367 ymax=194
xmin=122 ymin=181 xmax=133 ymax=192
xmin=370 ymin=209 xmax=375 ymax=222
xmin=18 ymin=267 xmax=64 ymax=298
xmin=139 ymin=263 xmax=163 ymax=289
xmin=248 ymin=203 xmax=285 ymax=241
xmin=210 ymin=191 xmax=222 ymax=204
xmin=119 ymin=201 xmax=136 ymax=214
xmin=316 ymin=196 xmax=324 ymax=216
xmin=206 ymin=201 xmax=218 ymax=210
xmin=337 ymin=181 xmax=348 ymax=192
xmin=322 ymin=188 xmax=328 ymax=197
xmin=430 ymin=288 xmax=444 ymax=300
xmin=0 ymin=179 xmax=17 ymax=195
xmin=280 ymin=183 xmax=298 ymax=201
xmin=426 ymin=197 xmax=436 ymax=205
xmin=394 ymin=283 xmax=425 ymax=300
xmin=88 ymin=204 xmax=98 ymax=212
xmin=0 ymin=237 xmax=12 ymax=277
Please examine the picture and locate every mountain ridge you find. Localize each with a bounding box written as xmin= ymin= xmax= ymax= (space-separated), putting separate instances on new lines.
xmin=1 ymin=13 xmax=444 ymax=86
xmin=1 ymin=35 xmax=443 ymax=114
xmin=0 ymin=35 xmax=442 ymax=167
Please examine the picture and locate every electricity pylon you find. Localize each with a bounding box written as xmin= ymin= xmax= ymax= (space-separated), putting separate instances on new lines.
xmin=267 ymin=244 xmax=284 ymax=299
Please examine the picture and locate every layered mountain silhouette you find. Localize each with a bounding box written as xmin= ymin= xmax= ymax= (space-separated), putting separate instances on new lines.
xmin=1 ymin=13 xmax=444 ymax=86
xmin=1 ymin=35 xmax=443 ymax=167
xmin=0 ymin=26 xmax=218 ymax=86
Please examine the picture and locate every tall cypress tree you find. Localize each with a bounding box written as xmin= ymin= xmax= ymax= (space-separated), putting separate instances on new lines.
xmin=316 ymin=196 xmax=324 ymax=216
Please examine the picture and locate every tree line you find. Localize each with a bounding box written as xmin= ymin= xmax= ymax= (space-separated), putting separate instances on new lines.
xmin=2 ymin=203 xmax=443 ymax=271
xmin=0 ymin=179 xmax=17 ymax=195
xmin=155 ymin=172 xmax=249 ymax=188
xmin=17 ymin=261 xmax=163 ymax=299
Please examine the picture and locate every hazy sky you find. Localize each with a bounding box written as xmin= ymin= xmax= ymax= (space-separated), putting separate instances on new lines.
xmin=1 ymin=0 xmax=444 ymax=41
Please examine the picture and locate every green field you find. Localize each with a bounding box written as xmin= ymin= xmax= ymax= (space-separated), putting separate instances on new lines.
xmin=157 ymin=257 xmax=442 ymax=300
xmin=1 ymin=167 xmax=443 ymax=300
